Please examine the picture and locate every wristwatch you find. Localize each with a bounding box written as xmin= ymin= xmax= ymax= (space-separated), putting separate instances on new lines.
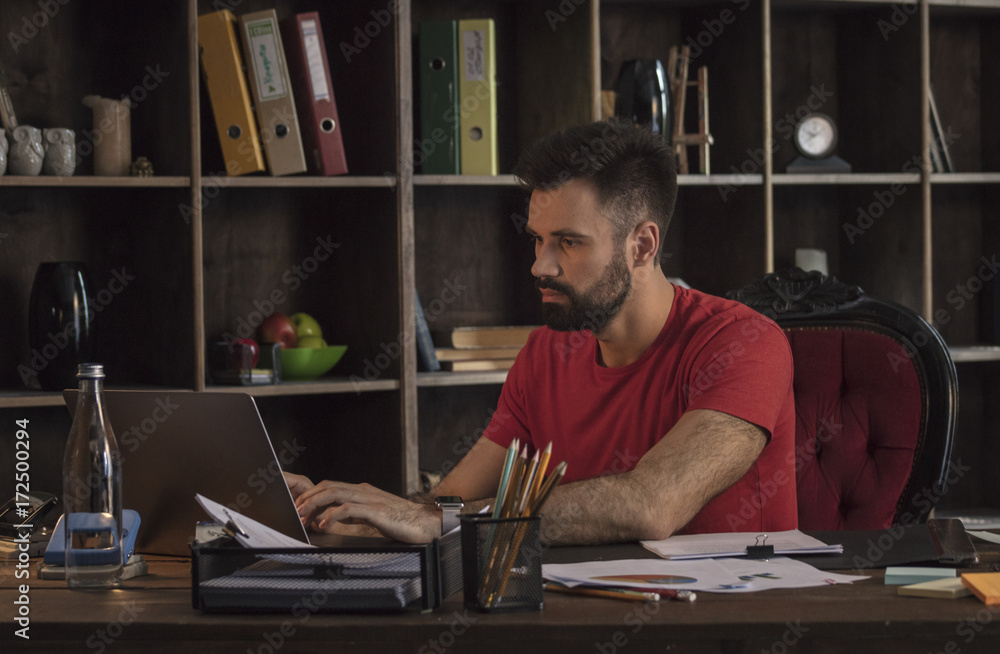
xmin=435 ymin=496 xmax=464 ymax=535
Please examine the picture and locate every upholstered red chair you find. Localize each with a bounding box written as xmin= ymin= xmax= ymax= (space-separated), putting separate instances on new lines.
xmin=727 ymin=268 xmax=958 ymax=530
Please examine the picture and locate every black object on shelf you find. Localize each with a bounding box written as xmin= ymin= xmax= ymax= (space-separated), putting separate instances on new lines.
xmin=614 ymin=59 xmax=672 ymax=143
xmin=28 ymin=262 xmax=94 ymax=391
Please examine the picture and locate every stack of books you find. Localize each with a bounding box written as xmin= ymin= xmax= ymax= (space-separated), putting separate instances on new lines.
xmin=431 ymin=325 xmax=537 ymax=372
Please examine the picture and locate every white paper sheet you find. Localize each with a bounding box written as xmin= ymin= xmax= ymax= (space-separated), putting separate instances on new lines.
xmin=542 ymin=556 xmax=868 ymax=594
xmin=641 ymin=529 xmax=842 ymax=560
xmin=968 ymin=530 xmax=1000 ymax=546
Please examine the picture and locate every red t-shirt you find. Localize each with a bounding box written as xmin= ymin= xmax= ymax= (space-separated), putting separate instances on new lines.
xmin=484 ymin=285 xmax=797 ymax=534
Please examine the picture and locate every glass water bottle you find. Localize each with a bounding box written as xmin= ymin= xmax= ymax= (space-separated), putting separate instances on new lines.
xmin=62 ymin=363 xmax=123 ymax=589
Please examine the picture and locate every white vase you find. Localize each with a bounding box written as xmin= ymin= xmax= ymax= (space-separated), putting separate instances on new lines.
xmin=82 ymin=95 xmax=131 ymax=176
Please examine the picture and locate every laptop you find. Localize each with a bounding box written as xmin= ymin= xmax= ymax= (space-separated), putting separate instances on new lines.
xmin=63 ymin=389 xmax=311 ymax=556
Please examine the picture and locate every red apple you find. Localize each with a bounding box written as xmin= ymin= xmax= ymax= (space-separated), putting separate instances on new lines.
xmin=230 ymin=337 xmax=260 ymax=369
xmin=258 ymin=313 xmax=298 ymax=348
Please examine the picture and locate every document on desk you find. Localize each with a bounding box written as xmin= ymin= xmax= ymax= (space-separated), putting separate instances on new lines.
xmin=196 ymin=494 xmax=313 ymax=549
xmin=543 ymin=557 xmax=867 ymax=594
xmin=641 ymin=529 xmax=842 ymax=560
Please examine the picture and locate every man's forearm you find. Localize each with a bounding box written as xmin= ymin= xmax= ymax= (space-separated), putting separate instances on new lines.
xmin=536 ymin=410 xmax=767 ymax=546
xmin=536 ymin=472 xmax=653 ymax=545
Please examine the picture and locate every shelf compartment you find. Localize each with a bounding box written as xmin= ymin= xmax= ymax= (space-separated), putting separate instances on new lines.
xmin=601 ymin=0 xmax=763 ymax=176
xmin=201 ymin=186 xmax=401 ymax=384
xmin=931 ymin=185 xmax=1000 ymax=345
xmin=771 ymin=4 xmax=921 ymax=174
xmin=411 ymin=1 xmax=594 ymax=175
xmin=929 ymin=4 xmax=1000 ymax=174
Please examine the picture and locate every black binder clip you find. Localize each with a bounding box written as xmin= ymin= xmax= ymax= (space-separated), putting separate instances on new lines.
xmin=747 ymin=534 xmax=774 ymax=560
xmin=222 ymin=509 xmax=249 ymax=540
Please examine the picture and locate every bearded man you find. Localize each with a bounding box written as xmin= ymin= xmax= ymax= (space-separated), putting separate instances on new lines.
xmin=287 ymin=119 xmax=797 ymax=545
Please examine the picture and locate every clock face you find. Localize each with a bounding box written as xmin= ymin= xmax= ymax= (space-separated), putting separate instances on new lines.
xmin=795 ymin=114 xmax=837 ymax=159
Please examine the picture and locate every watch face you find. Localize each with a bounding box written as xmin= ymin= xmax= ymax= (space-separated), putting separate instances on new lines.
xmin=795 ymin=114 xmax=837 ymax=159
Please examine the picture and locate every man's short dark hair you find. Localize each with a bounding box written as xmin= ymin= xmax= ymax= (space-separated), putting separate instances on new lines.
xmin=512 ymin=118 xmax=679 ymax=259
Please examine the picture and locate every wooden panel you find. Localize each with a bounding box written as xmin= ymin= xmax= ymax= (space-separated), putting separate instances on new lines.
xmin=838 ymin=186 xmax=923 ymax=314
xmin=676 ymin=185 xmax=767 ymax=296
xmin=514 ymin=1 xmax=594 ymax=156
xmin=931 ymin=185 xmax=986 ymax=345
xmin=414 ymin=185 xmax=538 ymax=329
xmin=836 ymin=7 xmax=922 ymax=172
xmin=417 ymin=384 xmax=503 ymax=482
xmin=930 ymin=16 xmax=982 ymax=173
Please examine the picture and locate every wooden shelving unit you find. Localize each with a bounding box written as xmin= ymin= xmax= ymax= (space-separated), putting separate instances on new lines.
xmin=2 ymin=0 xmax=998 ymax=509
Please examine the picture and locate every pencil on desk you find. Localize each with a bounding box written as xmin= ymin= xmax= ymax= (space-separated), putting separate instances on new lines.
xmin=544 ymin=583 xmax=660 ymax=602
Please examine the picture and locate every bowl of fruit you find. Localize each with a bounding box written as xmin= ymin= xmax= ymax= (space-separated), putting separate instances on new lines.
xmin=258 ymin=312 xmax=347 ymax=381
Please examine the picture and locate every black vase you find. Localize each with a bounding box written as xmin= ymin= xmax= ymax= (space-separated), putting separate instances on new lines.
xmin=28 ymin=262 xmax=94 ymax=391
xmin=614 ymin=59 xmax=673 ymax=143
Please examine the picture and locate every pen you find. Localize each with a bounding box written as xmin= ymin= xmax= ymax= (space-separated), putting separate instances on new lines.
xmin=544 ymin=583 xmax=660 ymax=602
xmin=222 ymin=509 xmax=248 ymax=539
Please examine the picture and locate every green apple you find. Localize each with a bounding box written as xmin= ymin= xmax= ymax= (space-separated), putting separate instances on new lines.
xmin=297 ymin=335 xmax=327 ymax=349
xmin=291 ymin=312 xmax=323 ymax=339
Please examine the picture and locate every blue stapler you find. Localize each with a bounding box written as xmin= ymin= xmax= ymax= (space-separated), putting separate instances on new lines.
xmin=43 ymin=509 xmax=141 ymax=566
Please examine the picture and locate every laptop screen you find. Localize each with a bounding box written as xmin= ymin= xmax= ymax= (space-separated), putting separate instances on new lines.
xmin=63 ymin=389 xmax=310 ymax=556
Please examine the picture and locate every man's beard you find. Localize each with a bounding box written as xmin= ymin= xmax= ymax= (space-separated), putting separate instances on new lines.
xmin=536 ymin=250 xmax=632 ymax=333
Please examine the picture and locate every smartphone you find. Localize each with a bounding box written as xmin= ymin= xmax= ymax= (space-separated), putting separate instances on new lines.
xmin=0 ymin=491 xmax=57 ymax=538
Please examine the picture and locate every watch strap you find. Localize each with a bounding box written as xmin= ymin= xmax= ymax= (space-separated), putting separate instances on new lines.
xmin=440 ymin=505 xmax=461 ymax=535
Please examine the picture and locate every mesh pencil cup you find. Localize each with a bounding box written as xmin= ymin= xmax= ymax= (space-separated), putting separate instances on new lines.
xmin=460 ymin=515 xmax=544 ymax=613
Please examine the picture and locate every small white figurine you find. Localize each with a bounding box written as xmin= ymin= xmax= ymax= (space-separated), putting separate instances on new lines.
xmin=43 ymin=127 xmax=76 ymax=176
xmin=9 ymin=125 xmax=44 ymax=176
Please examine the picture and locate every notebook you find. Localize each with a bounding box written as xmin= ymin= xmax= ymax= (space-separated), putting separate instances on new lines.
xmin=63 ymin=389 xmax=311 ymax=556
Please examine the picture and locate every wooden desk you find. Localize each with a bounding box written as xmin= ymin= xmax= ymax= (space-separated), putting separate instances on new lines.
xmin=4 ymin=546 xmax=1000 ymax=653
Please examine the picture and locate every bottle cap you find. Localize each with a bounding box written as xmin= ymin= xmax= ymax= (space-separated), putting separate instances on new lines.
xmin=77 ymin=363 xmax=105 ymax=379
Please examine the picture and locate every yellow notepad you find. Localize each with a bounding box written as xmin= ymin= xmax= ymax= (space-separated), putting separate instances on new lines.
xmin=961 ymin=573 xmax=1000 ymax=605
xmin=898 ymin=577 xmax=971 ymax=599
